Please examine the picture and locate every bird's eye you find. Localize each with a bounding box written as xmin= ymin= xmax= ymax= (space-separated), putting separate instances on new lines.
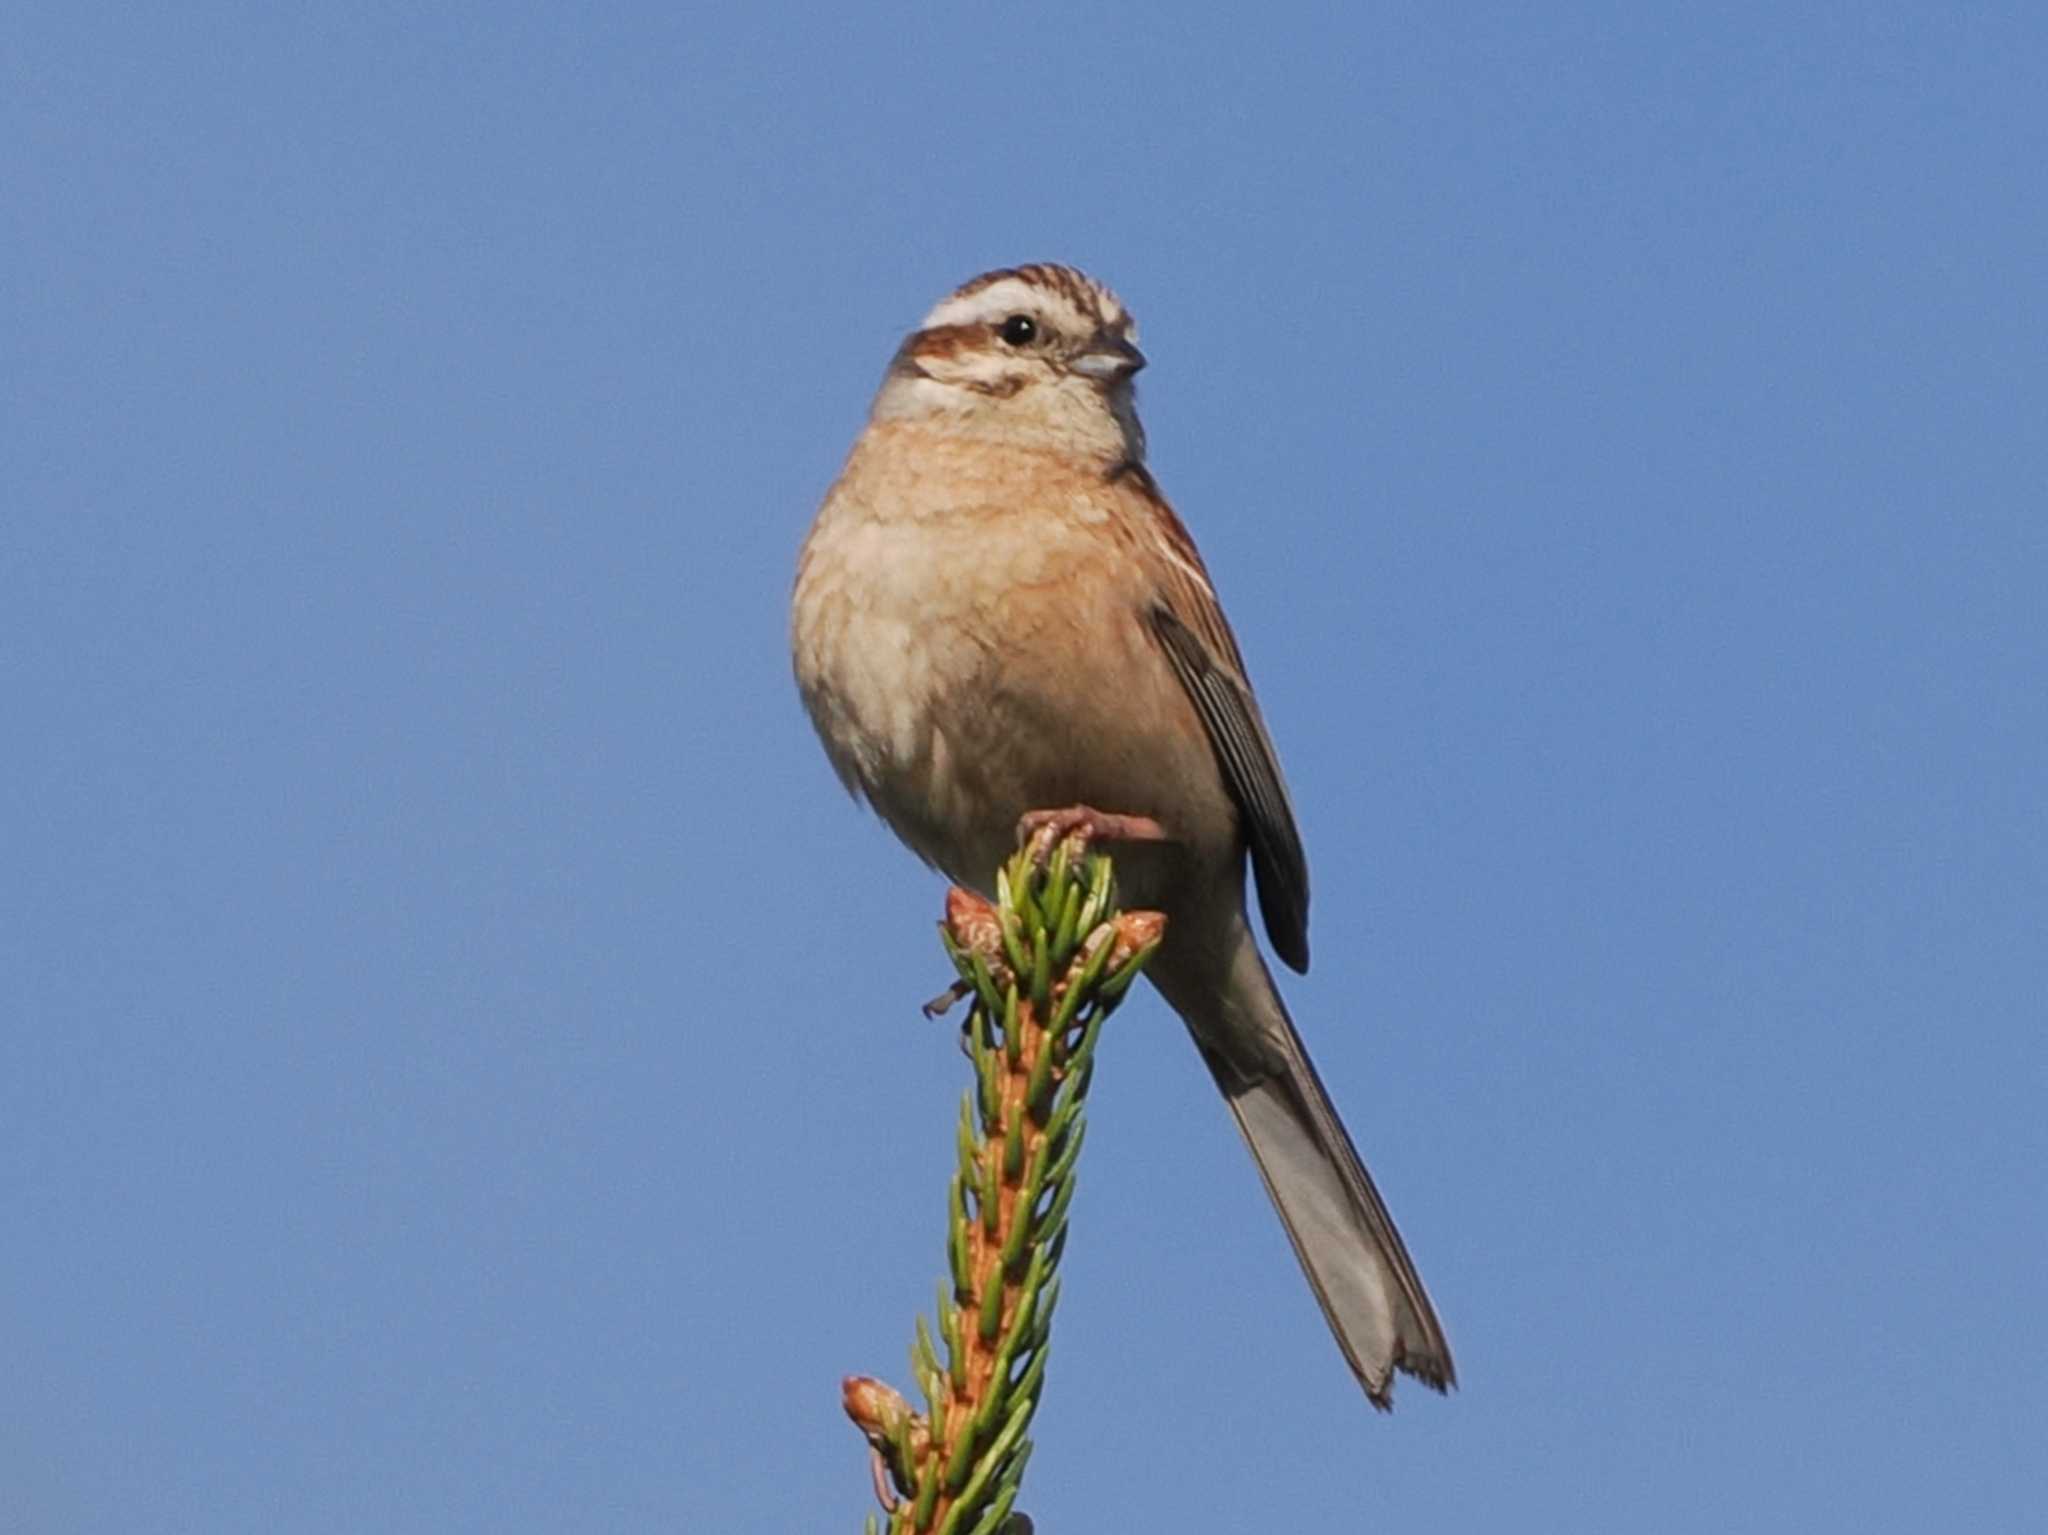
xmin=999 ymin=314 xmax=1039 ymax=347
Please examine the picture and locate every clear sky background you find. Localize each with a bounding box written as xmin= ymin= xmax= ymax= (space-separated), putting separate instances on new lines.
xmin=5 ymin=5 xmax=2043 ymax=1531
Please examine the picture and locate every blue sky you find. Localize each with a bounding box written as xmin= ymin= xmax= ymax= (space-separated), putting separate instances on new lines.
xmin=5 ymin=4 xmax=2043 ymax=1530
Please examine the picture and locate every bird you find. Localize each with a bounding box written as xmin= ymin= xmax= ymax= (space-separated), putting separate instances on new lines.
xmin=791 ymin=263 xmax=1452 ymax=1406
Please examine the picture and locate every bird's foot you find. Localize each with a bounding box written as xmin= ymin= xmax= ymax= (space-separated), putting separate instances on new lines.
xmin=1016 ymin=804 xmax=1170 ymax=864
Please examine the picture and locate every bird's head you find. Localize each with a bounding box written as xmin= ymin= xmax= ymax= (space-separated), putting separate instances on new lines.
xmin=873 ymin=264 xmax=1146 ymax=462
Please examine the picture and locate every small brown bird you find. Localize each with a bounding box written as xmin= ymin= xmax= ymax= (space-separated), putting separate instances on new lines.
xmin=791 ymin=264 xmax=1451 ymax=1406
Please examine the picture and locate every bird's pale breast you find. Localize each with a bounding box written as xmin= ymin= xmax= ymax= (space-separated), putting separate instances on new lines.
xmin=793 ymin=426 xmax=1235 ymax=897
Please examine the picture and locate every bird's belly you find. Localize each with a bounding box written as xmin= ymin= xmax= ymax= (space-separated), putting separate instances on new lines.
xmin=796 ymin=513 xmax=1227 ymax=893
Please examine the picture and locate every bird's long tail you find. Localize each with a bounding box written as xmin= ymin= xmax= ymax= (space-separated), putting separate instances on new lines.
xmin=1156 ymin=921 xmax=1453 ymax=1407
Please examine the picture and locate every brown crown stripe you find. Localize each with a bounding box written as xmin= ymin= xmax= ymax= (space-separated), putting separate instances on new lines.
xmin=949 ymin=264 xmax=1122 ymax=328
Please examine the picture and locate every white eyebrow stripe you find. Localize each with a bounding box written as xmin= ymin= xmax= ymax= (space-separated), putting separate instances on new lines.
xmin=922 ymin=278 xmax=1059 ymax=328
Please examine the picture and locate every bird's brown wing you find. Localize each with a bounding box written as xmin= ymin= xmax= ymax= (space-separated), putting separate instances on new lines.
xmin=1149 ymin=602 xmax=1311 ymax=971
xmin=1110 ymin=462 xmax=1310 ymax=971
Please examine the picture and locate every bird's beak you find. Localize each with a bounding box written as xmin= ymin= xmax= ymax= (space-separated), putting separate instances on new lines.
xmin=1070 ymin=335 xmax=1147 ymax=382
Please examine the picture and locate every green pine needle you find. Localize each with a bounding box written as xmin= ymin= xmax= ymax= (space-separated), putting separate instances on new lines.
xmin=847 ymin=849 xmax=1161 ymax=1534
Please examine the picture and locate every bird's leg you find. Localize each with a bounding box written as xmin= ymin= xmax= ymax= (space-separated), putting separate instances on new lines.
xmin=1016 ymin=804 xmax=1171 ymax=864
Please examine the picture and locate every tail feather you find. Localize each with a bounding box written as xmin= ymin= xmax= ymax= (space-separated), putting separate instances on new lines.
xmin=1162 ymin=923 xmax=1453 ymax=1406
xmin=1223 ymin=1025 xmax=1454 ymax=1405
